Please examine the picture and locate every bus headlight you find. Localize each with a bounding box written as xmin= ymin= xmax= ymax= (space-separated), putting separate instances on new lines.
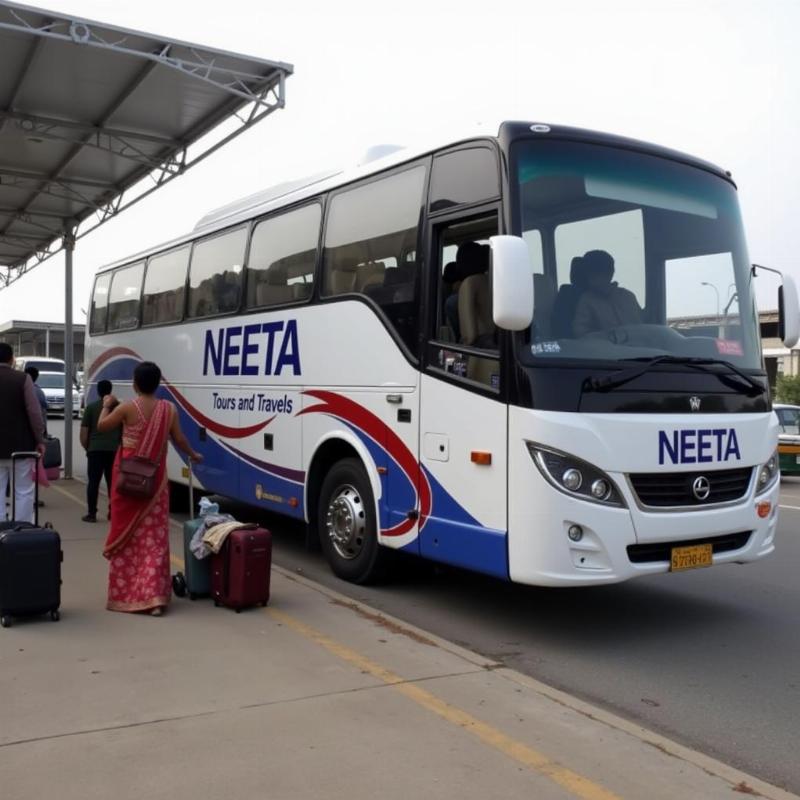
xmin=756 ymin=449 xmax=779 ymax=494
xmin=526 ymin=443 xmax=626 ymax=507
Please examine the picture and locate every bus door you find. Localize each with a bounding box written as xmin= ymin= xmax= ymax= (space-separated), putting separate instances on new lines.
xmin=418 ymin=211 xmax=510 ymax=579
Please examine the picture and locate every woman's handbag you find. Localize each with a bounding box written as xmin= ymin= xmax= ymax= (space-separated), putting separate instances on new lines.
xmin=117 ymin=456 xmax=158 ymax=500
xmin=117 ymin=455 xmax=159 ymax=499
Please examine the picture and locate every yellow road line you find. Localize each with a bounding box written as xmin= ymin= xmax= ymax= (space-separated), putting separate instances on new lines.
xmin=169 ymin=552 xmax=619 ymax=800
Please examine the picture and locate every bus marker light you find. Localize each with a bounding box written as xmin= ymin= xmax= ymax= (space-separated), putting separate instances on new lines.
xmin=568 ymin=525 xmax=583 ymax=542
xmin=289 ymin=497 xmax=299 ymax=509
xmin=471 ymin=451 xmax=492 ymax=466
xmin=756 ymin=501 xmax=771 ymax=519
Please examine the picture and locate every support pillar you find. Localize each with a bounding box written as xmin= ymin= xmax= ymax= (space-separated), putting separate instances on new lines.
xmin=63 ymin=230 xmax=75 ymax=479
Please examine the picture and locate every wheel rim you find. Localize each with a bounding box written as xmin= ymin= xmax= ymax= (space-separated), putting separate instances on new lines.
xmin=325 ymin=483 xmax=367 ymax=560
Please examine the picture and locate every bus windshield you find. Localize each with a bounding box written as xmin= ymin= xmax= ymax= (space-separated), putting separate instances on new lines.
xmin=513 ymin=140 xmax=761 ymax=370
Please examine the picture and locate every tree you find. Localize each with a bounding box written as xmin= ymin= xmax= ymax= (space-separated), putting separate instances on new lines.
xmin=775 ymin=374 xmax=800 ymax=405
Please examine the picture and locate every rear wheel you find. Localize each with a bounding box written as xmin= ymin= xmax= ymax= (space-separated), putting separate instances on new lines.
xmin=317 ymin=458 xmax=390 ymax=584
xmin=0 ymin=615 xmax=11 ymax=628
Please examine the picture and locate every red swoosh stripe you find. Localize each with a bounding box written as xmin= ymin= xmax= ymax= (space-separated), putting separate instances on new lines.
xmin=88 ymin=346 xmax=141 ymax=379
xmin=167 ymin=383 xmax=276 ymax=439
xmin=299 ymin=390 xmax=431 ymax=535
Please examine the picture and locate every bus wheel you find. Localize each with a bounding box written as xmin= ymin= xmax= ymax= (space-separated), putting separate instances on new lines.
xmin=318 ymin=458 xmax=389 ymax=584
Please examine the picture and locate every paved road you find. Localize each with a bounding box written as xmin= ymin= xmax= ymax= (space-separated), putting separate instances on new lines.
xmin=51 ymin=418 xmax=800 ymax=793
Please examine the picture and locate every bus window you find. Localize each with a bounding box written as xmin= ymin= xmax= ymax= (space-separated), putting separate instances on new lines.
xmin=89 ymin=273 xmax=111 ymax=334
xmin=322 ymin=165 xmax=426 ymax=352
xmin=106 ymin=262 xmax=144 ymax=332
xmin=430 ymin=214 xmax=500 ymax=389
xmin=142 ymin=245 xmax=190 ymax=326
xmin=187 ymin=226 xmax=248 ymax=319
xmin=245 ymin=203 xmax=321 ymax=309
xmin=429 ymin=148 xmax=500 ymax=213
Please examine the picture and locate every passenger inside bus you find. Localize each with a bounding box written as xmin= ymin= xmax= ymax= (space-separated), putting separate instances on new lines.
xmin=571 ymin=249 xmax=642 ymax=337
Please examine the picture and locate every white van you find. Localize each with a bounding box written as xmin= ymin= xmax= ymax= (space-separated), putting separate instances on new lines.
xmin=15 ymin=356 xmax=66 ymax=374
xmin=36 ymin=371 xmax=80 ymax=418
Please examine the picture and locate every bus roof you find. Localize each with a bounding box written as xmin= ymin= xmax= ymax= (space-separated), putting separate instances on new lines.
xmin=95 ymin=120 xmax=732 ymax=275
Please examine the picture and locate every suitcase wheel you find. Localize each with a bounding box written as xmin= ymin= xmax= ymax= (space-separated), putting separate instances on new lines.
xmin=0 ymin=615 xmax=11 ymax=629
xmin=235 ymin=608 xmax=241 ymax=614
xmin=172 ymin=573 xmax=187 ymax=598
xmin=50 ymin=610 xmax=60 ymax=622
xmin=261 ymin=600 xmax=268 ymax=607
xmin=213 ymin=599 xmax=220 ymax=607
xmin=188 ymin=592 xmax=197 ymax=601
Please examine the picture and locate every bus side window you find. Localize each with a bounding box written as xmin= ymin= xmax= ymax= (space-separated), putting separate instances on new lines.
xmin=90 ymin=273 xmax=111 ymax=334
xmin=141 ymin=245 xmax=190 ymax=326
xmin=106 ymin=261 xmax=144 ymax=332
xmin=245 ymin=204 xmax=320 ymax=309
xmin=187 ymin=226 xmax=248 ymax=319
xmin=431 ymin=214 xmax=500 ymax=390
xmin=322 ymin=165 xmax=426 ymax=353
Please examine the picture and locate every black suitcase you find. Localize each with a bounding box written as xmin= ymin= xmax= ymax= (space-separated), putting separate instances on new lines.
xmin=43 ymin=436 xmax=62 ymax=470
xmin=0 ymin=452 xmax=62 ymax=628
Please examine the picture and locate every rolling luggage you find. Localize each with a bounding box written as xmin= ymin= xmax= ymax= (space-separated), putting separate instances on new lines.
xmin=0 ymin=452 xmax=62 ymax=628
xmin=211 ymin=527 xmax=271 ymax=612
xmin=43 ymin=436 xmax=61 ymax=481
xmin=171 ymin=465 xmax=212 ymax=600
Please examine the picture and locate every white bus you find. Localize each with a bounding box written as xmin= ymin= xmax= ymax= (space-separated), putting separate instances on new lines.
xmin=84 ymin=121 xmax=799 ymax=586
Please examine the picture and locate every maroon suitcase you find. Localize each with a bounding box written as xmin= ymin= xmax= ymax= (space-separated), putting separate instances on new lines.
xmin=211 ymin=527 xmax=271 ymax=612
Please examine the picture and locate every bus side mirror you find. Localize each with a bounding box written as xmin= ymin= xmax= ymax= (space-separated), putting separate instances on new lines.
xmin=779 ymin=274 xmax=800 ymax=349
xmin=490 ymin=235 xmax=534 ymax=331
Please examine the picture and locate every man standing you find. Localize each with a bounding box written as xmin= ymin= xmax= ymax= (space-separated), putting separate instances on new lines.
xmin=0 ymin=343 xmax=46 ymax=523
xmin=24 ymin=365 xmax=48 ymax=437
xmin=80 ymin=379 xmax=120 ymax=522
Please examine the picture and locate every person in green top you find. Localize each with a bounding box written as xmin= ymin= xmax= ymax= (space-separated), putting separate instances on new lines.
xmin=81 ymin=379 xmax=121 ymax=522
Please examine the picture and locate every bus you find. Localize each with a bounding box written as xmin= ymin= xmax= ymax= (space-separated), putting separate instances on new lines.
xmin=84 ymin=121 xmax=799 ymax=586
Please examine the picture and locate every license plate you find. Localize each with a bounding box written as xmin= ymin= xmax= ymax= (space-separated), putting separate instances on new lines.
xmin=670 ymin=543 xmax=713 ymax=572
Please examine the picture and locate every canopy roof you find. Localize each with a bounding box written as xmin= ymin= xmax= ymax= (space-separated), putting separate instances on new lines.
xmin=0 ymin=0 xmax=292 ymax=286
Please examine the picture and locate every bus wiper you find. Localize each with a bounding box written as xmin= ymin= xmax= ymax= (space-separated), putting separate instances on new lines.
xmin=583 ymin=355 xmax=765 ymax=395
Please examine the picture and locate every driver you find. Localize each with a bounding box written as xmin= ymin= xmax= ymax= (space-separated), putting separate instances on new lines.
xmin=572 ymin=249 xmax=642 ymax=337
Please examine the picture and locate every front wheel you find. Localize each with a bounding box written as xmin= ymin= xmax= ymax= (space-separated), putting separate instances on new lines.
xmin=317 ymin=458 xmax=390 ymax=584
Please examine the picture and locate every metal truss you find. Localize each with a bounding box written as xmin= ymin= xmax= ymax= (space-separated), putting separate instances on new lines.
xmin=0 ymin=6 xmax=290 ymax=110
xmin=0 ymin=3 xmax=290 ymax=289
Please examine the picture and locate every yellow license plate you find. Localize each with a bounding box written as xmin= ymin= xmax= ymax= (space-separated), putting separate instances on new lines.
xmin=671 ymin=543 xmax=713 ymax=571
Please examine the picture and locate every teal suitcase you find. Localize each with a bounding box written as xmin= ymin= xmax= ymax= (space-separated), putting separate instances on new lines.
xmin=172 ymin=466 xmax=211 ymax=600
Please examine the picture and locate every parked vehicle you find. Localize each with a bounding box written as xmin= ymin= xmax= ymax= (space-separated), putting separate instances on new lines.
xmin=15 ymin=356 xmax=66 ymax=374
xmin=36 ymin=371 xmax=80 ymax=418
xmin=774 ymin=404 xmax=800 ymax=475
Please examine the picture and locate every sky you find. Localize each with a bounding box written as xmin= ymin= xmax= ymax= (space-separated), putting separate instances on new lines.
xmin=0 ymin=0 xmax=797 ymax=325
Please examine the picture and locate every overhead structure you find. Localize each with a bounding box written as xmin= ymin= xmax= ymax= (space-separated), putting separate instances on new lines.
xmin=0 ymin=0 xmax=292 ymax=476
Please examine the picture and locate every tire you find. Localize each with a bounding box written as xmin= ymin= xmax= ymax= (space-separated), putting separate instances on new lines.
xmin=1 ymin=616 xmax=11 ymax=628
xmin=50 ymin=610 xmax=60 ymax=622
xmin=317 ymin=457 xmax=390 ymax=584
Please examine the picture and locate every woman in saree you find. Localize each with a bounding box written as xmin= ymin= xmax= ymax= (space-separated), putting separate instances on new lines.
xmin=98 ymin=361 xmax=201 ymax=615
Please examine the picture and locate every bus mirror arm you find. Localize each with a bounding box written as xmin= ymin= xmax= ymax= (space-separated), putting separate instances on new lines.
xmin=753 ymin=264 xmax=800 ymax=349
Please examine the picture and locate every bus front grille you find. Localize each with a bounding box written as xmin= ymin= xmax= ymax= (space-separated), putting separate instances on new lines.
xmin=629 ymin=467 xmax=753 ymax=508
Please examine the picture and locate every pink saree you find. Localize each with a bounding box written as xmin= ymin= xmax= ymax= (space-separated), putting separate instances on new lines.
xmin=104 ymin=398 xmax=172 ymax=613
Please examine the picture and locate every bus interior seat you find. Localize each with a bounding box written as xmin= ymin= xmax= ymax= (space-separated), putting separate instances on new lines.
xmin=255 ymin=265 xmax=295 ymax=305
xmin=532 ymin=273 xmax=556 ymax=340
xmin=551 ymin=256 xmax=590 ymax=338
xmin=327 ymin=255 xmax=359 ymax=294
xmin=356 ymin=261 xmax=386 ymax=292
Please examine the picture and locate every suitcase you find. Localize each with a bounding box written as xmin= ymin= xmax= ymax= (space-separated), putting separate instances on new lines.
xmin=43 ymin=436 xmax=61 ymax=470
xmin=171 ymin=464 xmax=211 ymax=600
xmin=0 ymin=452 xmax=62 ymax=628
xmin=211 ymin=527 xmax=271 ymax=612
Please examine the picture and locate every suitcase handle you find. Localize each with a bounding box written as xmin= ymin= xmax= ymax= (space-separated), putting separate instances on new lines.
xmin=10 ymin=451 xmax=41 ymax=526
xmin=187 ymin=460 xmax=194 ymax=521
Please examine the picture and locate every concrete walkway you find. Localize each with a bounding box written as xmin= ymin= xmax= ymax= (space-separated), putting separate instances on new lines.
xmin=0 ymin=479 xmax=795 ymax=800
